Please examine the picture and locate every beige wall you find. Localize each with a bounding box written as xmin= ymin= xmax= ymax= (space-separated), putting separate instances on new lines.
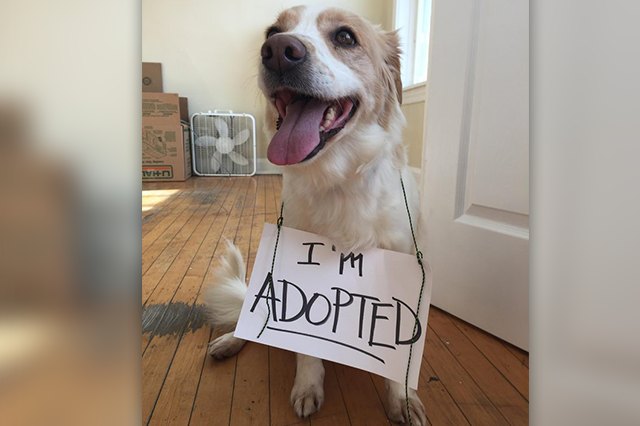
xmin=401 ymin=100 xmax=425 ymax=169
xmin=400 ymin=82 xmax=427 ymax=170
xmin=142 ymin=0 xmax=392 ymax=165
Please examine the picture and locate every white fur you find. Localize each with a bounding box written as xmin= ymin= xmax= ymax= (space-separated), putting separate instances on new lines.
xmin=289 ymin=6 xmax=363 ymax=99
xmin=205 ymin=6 xmax=425 ymax=422
xmin=290 ymin=354 xmax=325 ymax=417
xmin=208 ymin=331 xmax=246 ymax=359
xmin=204 ymin=240 xmax=247 ymax=357
xmin=203 ymin=240 xmax=246 ymax=328
xmin=387 ymin=380 xmax=427 ymax=425
xmin=281 ymin=120 xmax=418 ymax=253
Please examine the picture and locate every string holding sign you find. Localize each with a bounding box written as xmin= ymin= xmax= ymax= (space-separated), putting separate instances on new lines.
xmin=256 ymin=203 xmax=284 ymax=339
xmin=399 ymin=174 xmax=427 ymax=426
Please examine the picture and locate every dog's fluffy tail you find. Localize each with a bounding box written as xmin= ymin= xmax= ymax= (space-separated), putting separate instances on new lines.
xmin=204 ymin=240 xmax=247 ymax=330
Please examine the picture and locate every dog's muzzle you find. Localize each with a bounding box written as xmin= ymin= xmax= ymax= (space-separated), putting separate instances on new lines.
xmin=259 ymin=34 xmax=359 ymax=166
xmin=261 ymin=34 xmax=307 ymax=74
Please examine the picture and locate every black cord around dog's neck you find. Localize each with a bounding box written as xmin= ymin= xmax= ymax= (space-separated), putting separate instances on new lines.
xmin=256 ymin=202 xmax=284 ymax=339
xmin=255 ymin=174 xmax=425 ymax=426
xmin=399 ymin=173 xmax=427 ymax=426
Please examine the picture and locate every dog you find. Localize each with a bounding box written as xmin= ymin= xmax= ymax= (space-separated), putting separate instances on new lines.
xmin=204 ymin=5 xmax=425 ymax=424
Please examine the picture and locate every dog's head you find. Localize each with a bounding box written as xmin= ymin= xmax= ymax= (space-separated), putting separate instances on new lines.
xmin=259 ymin=6 xmax=403 ymax=170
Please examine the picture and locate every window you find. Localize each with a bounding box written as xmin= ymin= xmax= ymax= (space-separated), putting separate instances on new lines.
xmin=394 ymin=0 xmax=432 ymax=88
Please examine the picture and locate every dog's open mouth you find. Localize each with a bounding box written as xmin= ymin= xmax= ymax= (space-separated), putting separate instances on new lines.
xmin=267 ymin=89 xmax=358 ymax=165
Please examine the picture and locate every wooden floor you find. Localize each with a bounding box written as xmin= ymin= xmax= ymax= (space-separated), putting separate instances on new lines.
xmin=142 ymin=176 xmax=529 ymax=426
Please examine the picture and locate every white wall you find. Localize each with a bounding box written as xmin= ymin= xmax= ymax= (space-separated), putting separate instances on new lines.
xmin=142 ymin=0 xmax=392 ymax=168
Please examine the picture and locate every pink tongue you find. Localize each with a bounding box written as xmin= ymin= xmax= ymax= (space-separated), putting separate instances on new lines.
xmin=267 ymin=97 xmax=330 ymax=165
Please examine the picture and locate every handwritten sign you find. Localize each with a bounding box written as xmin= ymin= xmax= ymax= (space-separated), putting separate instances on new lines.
xmin=234 ymin=224 xmax=432 ymax=389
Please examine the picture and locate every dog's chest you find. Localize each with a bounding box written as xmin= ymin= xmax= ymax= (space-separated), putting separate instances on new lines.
xmin=283 ymin=188 xmax=412 ymax=253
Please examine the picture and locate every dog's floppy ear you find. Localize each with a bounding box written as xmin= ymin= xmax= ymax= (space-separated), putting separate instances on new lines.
xmin=383 ymin=30 xmax=403 ymax=105
xmin=375 ymin=29 xmax=403 ymax=129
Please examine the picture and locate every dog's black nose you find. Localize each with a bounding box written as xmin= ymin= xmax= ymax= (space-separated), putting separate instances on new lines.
xmin=261 ymin=34 xmax=307 ymax=73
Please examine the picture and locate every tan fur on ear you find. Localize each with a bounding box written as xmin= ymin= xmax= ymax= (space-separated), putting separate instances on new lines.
xmin=375 ymin=29 xmax=403 ymax=129
xmin=383 ymin=30 xmax=403 ymax=105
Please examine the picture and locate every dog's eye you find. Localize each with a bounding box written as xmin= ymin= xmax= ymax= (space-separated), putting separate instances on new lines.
xmin=334 ymin=28 xmax=357 ymax=47
xmin=266 ymin=26 xmax=280 ymax=39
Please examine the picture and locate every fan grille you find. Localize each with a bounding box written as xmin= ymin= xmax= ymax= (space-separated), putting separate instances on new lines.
xmin=191 ymin=112 xmax=257 ymax=176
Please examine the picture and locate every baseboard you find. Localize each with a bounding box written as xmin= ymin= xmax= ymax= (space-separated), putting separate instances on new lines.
xmin=256 ymin=158 xmax=283 ymax=175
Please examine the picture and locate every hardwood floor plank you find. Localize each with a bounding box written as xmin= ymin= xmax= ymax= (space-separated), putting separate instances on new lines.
xmin=181 ymin=179 xmax=247 ymax=284
xmin=148 ymin=312 xmax=210 ymax=426
xmin=142 ymin=333 xmax=185 ymax=424
xmin=142 ymin=193 xmax=207 ymax=280
xmin=142 ymin=178 xmax=226 ymax=241
xmin=448 ymin=313 xmax=529 ymax=400
xmin=189 ymin=329 xmax=237 ymax=426
xmin=142 ymin=188 xmax=191 ymax=233
xmin=368 ymin=344 xmax=469 ymax=426
xmin=504 ymin=343 xmax=529 ymax=368
xmin=309 ymin=414 xmax=350 ymax=426
xmin=334 ymin=364 xmax=390 ymax=425
xmin=418 ymin=358 xmax=470 ymax=425
xmin=159 ymin=178 xmax=256 ymax=425
xmin=228 ymin=178 xmax=273 ymax=426
xmin=189 ymin=177 xmax=257 ymax=425
xmin=142 ymin=179 xmax=234 ymax=305
xmin=142 ymin=187 xmax=192 ymax=238
xmin=423 ymin=326 xmax=509 ymax=425
xmin=143 ymin=178 xmax=250 ymax=424
xmin=229 ymin=343 xmax=271 ymax=426
xmin=142 ymin=189 xmax=207 ymax=258
xmin=142 ymin=187 xmax=223 ymax=274
xmin=428 ymin=308 xmax=528 ymax=425
xmin=309 ymin=361 xmax=348 ymax=425
xmin=269 ymin=348 xmax=306 ymax=426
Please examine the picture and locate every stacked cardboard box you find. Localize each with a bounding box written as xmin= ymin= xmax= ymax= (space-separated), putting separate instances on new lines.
xmin=142 ymin=63 xmax=163 ymax=92
xmin=142 ymin=63 xmax=192 ymax=182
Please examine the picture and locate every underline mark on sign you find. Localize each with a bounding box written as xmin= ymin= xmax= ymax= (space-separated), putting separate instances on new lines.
xmin=265 ymin=325 xmax=385 ymax=364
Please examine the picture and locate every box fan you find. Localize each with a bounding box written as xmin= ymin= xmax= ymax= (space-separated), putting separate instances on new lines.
xmin=190 ymin=110 xmax=256 ymax=176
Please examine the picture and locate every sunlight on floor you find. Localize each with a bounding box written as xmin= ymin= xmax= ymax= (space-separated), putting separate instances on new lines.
xmin=142 ymin=189 xmax=179 ymax=212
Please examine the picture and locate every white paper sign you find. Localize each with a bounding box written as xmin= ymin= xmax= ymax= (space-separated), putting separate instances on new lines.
xmin=234 ymin=224 xmax=432 ymax=389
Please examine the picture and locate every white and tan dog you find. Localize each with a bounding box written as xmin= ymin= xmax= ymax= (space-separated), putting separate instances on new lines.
xmin=205 ymin=5 xmax=425 ymax=424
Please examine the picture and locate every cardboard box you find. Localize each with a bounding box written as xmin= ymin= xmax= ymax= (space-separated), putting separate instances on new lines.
xmin=142 ymin=62 xmax=163 ymax=92
xmin=142 ymin=93 xmax=188 ymax=127
xmin=142 ymin=122 xmax=192 ymax=181
xmin=142 ymin=93 xmax=192 ymax=181
xmin=179 ymin=97 xmax=189 ymax=123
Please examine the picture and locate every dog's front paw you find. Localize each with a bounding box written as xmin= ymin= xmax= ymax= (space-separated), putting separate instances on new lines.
xmin=290 ymin=355 xmax=325 ymax=418
xmin=386 ymin=381 xmax=427 ymax=425
xmin=290 ymin=381 xmax=324 ymax=418
xmin=207 ymin=331 xmax=245 ymax=359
